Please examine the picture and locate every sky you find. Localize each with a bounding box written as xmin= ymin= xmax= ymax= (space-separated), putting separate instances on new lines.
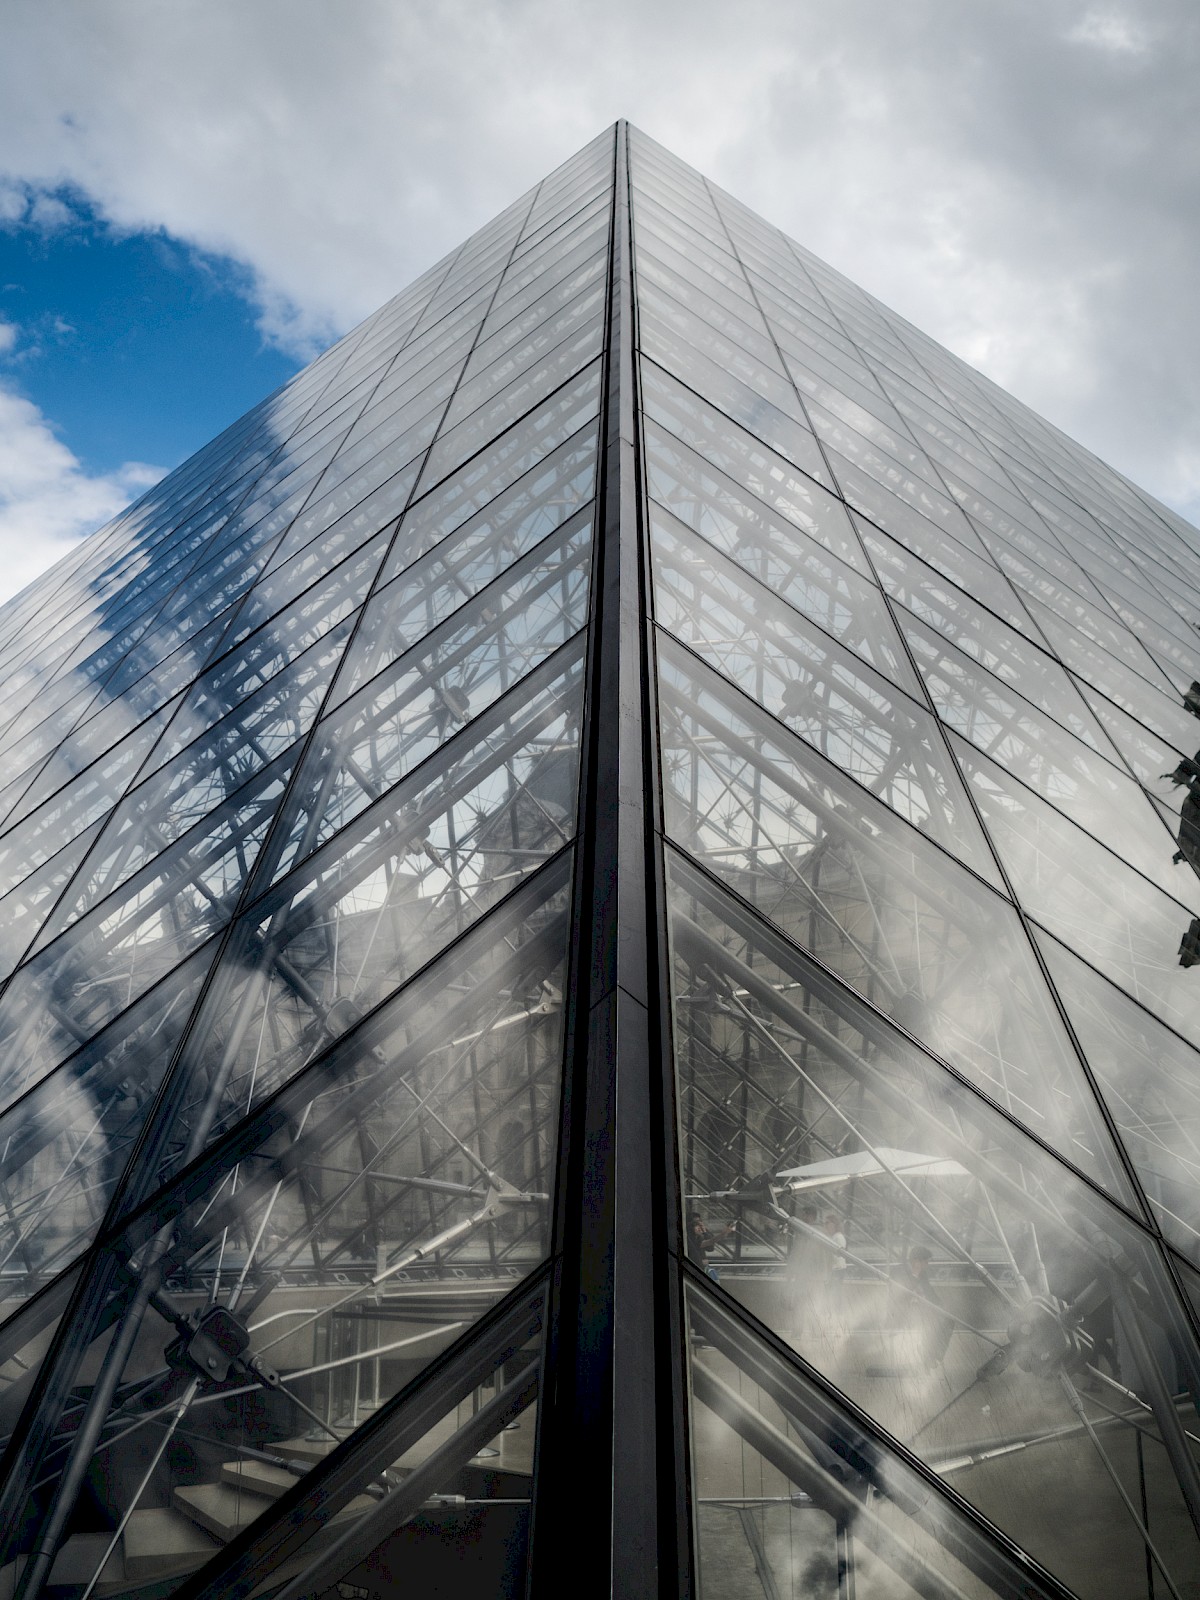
xmin=0 ymin=0 xmax=1197 ymax=605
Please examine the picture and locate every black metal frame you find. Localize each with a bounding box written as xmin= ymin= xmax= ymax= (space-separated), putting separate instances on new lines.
xmin=0 ymin=161 xmax=555 ymax=1600
xmin=3 ymin=117 xmax=1199 ymax=1600
xmin=529 ymin=118 xmax=687 ymax=1600
xmin=172 ymin=1271 xmax=549 ymax=1600
xmin=685 ymin=1268 xmax=1082 ymax=1600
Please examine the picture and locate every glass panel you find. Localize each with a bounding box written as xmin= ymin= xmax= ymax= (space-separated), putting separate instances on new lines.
xmin=633 ymin=219 xmax=756 ymax=313
xmin=489 ymin=209 xmax=608 ymax=325
xmin=635 ymin=271 xmax=791 ymax=395
xmin=386 ymin=415 xmax=594 ymax=578
xmin=643 ymin=413 xmax=865 ymax=585
xmin=986 ymin=524 xmax=1124 ymax=617
xmin=1094 ymin=583 xmax=1200 ymax=686
xmin=669 ymin=850 xmax=1200 ymax=1599
xmin=0 ymin=738 xmax=298 ymax=1115
xmin=160 ymin=663 xmax=582 ymax=1158
xmin=0 ymin=613 xmax=234 ymax=827
xmin=884 ymin=588 xmax=1110 ymax=755
xmin=252 ymin=456 xmax=419 ymax=606
xmin=399 ymin=360 xmax=601 ymax=553
xmin=422 ymin=315 xmax=604 ymax=488
xmin=830 ymin=452 xmax=985 ymax=559
xmin=858 ymin=517 xmax=1038 ymax=640
xmin=1037 ymin=932 xmax=1200 ymax=1267
xmin=0 ymin=667 xmax=106 ymax=763
xmin=640 ymin=363 xmax=843 ymax=529
xmin=636 ymin=316 xmax=819 ymax=475
xmin=0 ymin=1266 xmax=82 ymax=1477
xmin=29 ymin=683 xmax=336 ymax=962
xmin=687 ymin=1282 xmax=1077 ymax=1600
xmin=142 ymin=567 xmax=377 ymax=787
xmin=0 ymin=821 xmax=103 ymax=986
xmin=899 ymin=609 xmax=1181 ymax=895
xmin=631 ymin=198 xmax=743 ymax=290
xmin=23 ymin=563 xmax=376 ymax=962
xmin=808 ymin=399 xmax=947 ymax=500
xmin=0 ymin=697 xmax=183 ymax=883
xmin=634 ymin=235 xmax=771 ymax=334
xmin=1069 ymin=647 xmax=1200 ymax=758
xmin=648 ymin=494 xmax=921 ymax=699
xmin=262 ymin=420 xmax=429 ymax=570
xmin=0 ymin=870 xmax=566 ymax=1599
xmin=658 ymin=651 xmax=1132 ymax=1193
xmin=490 ymin=205 xmax=609 ymax=317
xmin=343 ymin=508 xmax=591 ymax=703
xmin=650 ymin=543 xmax=997 ymax=882
xmin=634 ymin=177 xmax=725 ymax=248
xmin=0 ymin=623 xmax=86 ymax=736
xmin=800 ymin=362 xmax=919 ymax=441
xmin=85 ymin=496 xmax=267 ymax=650
xmin=195 ymin=1292 xmax=544 ymax=1600
xmin=344 ymin=427 xmax=598 ymax=700
xmin=218 ymin=515 xmax=394 ymax=662
xmin=1023 ymin=597 xmax=1198 ymax=747
xmin=0 ymin=679 xmax=115 ymax=811
xmin=130 ymin=498 xmax=308 ymax=659
xmin=1080 ymin=682 xmax=1188 ymax=787
xmin=746 ymin=263 xmax=865 ymax=353
xmin=1111 ymin=552 xmax=1200 ymax=639
xmin=925 ymin=445 xmax=1049 ymax=534
xmin=950 ymin=734 xmax=1200 ymax=1053
xmin=1031 ymin=585 xmax=1182 ymax=695
xmin=329 ymin=332 xmax=469 ymax=463
xmin=0 ymin=951 xmax=211 ymax=1297
xmin=353 ymin=316 xmax=479 ymax=424
xmin=271 ymin=519 xmax=590 ymax=878
xmin=779 ymin=339 xmax=906 ymax=441
xmin=415 ymin=268 xmax=506 ymax=336
xmin=0 ymin=589 xmax=156 ymax=735
xmin=441 ymin=291 xmax=605 ymax=446
xmin=459 ymin=271 xmax=606 ymax=391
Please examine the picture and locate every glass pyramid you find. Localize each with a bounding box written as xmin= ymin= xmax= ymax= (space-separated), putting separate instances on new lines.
xmin=0 ymin=121 xmax=1197 ymax=1600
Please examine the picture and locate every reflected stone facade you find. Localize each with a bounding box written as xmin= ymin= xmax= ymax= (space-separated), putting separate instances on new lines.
xmin=0 ymin=123 xmax=1197 ymax=1599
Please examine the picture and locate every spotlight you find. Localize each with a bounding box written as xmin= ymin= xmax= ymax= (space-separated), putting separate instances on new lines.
xmin=780 ymin=679 xmax=808 ymax=719
xmin=1163 ymin=753 xmax=1200 ymax=786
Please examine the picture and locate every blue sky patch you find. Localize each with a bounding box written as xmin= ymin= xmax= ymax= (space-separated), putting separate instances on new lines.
xmin=0 ymin=187 xmax=303 ymax=478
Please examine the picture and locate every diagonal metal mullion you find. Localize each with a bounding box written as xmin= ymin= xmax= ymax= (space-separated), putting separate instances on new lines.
xmin=686 ymin=1266 xmax=1079 ymax=1600
xmin=168 ymin=1268 xmax=548 ymax=1600
xmin=0 ymin=865 xmax=571 ymax=1404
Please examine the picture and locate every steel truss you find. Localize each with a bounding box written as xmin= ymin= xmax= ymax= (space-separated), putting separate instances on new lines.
xmin=0 ymin=120 xmax=1197 ymax=1600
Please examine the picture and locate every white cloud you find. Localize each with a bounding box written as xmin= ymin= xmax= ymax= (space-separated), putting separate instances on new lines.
xmin=0 ymin=383 xmax=162 ymax=603
xmin=1067 ymin=9 xmax=1150 ymax=55
xmin=0 ymin=180 xmax=23 ymax=224
xmin=0 ymin=0 xmax=1195 ymax=538
xmin=0 ymin=321 xmax=16 ymax=356
xmin=25 ymin=192 xmax=75 ymax=232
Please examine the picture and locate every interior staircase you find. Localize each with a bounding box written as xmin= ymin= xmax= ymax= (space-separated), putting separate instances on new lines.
xmin=0 ymin=1401 xmax=535 ymax=1598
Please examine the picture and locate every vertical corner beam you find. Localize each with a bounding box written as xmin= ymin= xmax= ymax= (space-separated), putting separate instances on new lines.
xmin=530 ymin=121 xmax=685 ymax=1598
